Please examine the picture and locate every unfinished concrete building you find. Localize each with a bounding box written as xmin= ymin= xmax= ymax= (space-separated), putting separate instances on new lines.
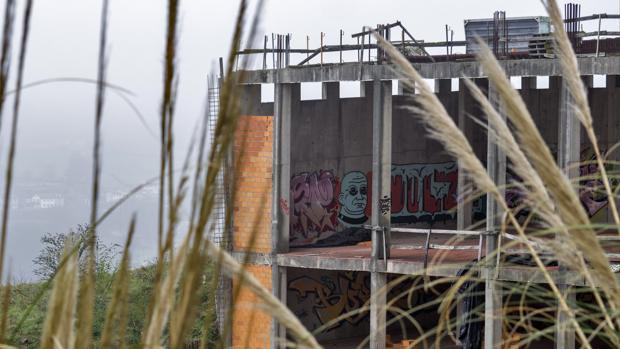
xmin=226 ymin=4 xmax=620 ymax=349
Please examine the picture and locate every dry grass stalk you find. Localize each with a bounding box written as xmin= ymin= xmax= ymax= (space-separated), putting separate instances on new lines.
xmin=100 ymin=216 xmax=136 ymax=349
xmin=75 ymin=0 xmax=108 ymax=347
xmin=0 ymin=274 xmax=10 ymax=343
xmin=157 ymin=0 xmax=180 ymax=257
xmin=474 ymin=41 xmax=620 ymax=317
xmin=204 ymin=240 xmax=322 ymax=349
xmin=39 ymin=237 xmax=79 ymax=349
xmin=0 ymin=0 xmax=15 ymax=134
xmin=543 ymin=0 xmax=620 ymax=229
xmin=374 ymin=33 xmax=594 ymax=348
xmin=465 ymin=75 xmax=619 ymax=340
xmin=0 ymin=2 xmax=33 ymax=343
xmin=142 ymin=234 xmax=190 ymax=348
xmin=0 ymin=0 xmax=32 ymax=289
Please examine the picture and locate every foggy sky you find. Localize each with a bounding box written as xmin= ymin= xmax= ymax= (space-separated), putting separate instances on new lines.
xmin=1 ymin=0 xmax=619 ymax=279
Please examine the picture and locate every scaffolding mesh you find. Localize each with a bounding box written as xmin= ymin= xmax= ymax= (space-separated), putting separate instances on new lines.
xmin=207 ymin=74 xmax=230 ymax=339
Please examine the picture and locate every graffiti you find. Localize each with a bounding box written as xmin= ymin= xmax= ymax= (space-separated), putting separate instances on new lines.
xmin=380 ymin=196 xmax=391 ymax=216
xmin=579 ymin=148 xmax=619 ymax=217
xmin=389 ymin=162 xmax=458 ymax=223
xmin=279 ymin=198 xmax=290 ymax=216
xmin=338 ymin=171 xmax=369 ymax=227
xmin=501 ymin=148 xmax=618 ymax=218
xmin=290 ymin=170 xmax=339 ymax=246
xmin=287 ymin=149 xmax=618 ymax=247
xmin=289 ymin=272 xmax=370 ymax=332
xmin=290 ymin=162 xmax=460 ymax=246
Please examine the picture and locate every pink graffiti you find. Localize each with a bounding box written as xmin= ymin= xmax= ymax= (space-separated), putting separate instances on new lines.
xmin=290 ymin=171 xmax=339 ymax=243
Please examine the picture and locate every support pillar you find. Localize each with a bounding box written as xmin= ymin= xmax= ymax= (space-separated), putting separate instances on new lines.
xmin=397 ymin=79 xmax=415 ymax=95
xmin=271 ymin=82 xmax=299 ymax=349
xmin=484 ymin=81 xmax=505 ymax=349
xmin=370 ymin=79 xmax=392 ymax=349
xmin=435 ymin=78 xmax=451 ymax=95
xmin=457 ymin=79 xmax=473 ymax=230
xmin=607 ymin=75 xmax=620 ymax=219
xmin=361 ymin=80 xmax=374 ymax=98
xmin=555 ymin=76 xmax=579 ymax=349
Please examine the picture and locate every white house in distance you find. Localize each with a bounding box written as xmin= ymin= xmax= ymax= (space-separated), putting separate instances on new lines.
xmin=27 ymin=194 xmax=65 ymax=209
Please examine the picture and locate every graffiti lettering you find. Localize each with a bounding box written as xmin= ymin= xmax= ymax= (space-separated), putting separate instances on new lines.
xmin=288 ymin=272 xmax=370 ymax=331
xmin=290 ymin=171 xmax=339 ymax=245
xmin=389 ymin=162 xmax=458 ymax=223
xmin=290 ymin=162 xmax=459 ymax=246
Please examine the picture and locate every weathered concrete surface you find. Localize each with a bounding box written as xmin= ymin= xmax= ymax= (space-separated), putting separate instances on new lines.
xmin=237 ymin=56 xmax=620 ymax=84
xmin=277 ymin=251 xmax=588 ymax=285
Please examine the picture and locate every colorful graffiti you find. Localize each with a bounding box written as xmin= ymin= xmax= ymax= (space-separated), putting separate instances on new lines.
xmin=290 ymin=170 xmax=340 ymax=246
xmin=290 ymin=162 xmax=458 ymax=246
xmin=390 ymin=162 xmax=458 ymax=223
xmin=288 ymin=272 xmax=370 ymax=332
xmin=288 ymin=152 xmax=618 ymax=246
xmin=579 ymin=148 xmax=619 ymax=217
xmin=288 ymin=272 xmax=424 ymax=336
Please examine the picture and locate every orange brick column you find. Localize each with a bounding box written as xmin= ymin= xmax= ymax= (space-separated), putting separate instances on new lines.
xmin=232 ymin=115 xmax=274 ymax=349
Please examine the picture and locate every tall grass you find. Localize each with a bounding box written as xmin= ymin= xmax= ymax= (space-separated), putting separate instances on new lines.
xmin=2 ymin=0 xmax=620 ymax=348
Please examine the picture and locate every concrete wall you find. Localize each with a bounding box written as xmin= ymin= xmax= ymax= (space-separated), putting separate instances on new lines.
xmin=238 ymin=76 xmax=620 ymax=247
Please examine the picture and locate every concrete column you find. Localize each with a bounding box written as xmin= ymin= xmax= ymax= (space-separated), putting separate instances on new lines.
xmin=435 ymin=78 xmax=451 ymax=95
xmin=607 ymin=75 xmax=620 ymax=218
xmin=397 ymin=79 xmax=415 ymax=95
xmin=371 ymin=79 xmax=392 ymax=261
xmin=322 ymin=81 xmax=340 ymax=100
xmin=484 ymin=81 xmax=505 ymax=349
xmin=555 ymin=77 xmax=579 ymax=349
xmin=370 ymin=272 xmax=388 ymax=349
xmin=361 ymin=80 xmax=374 ymax=98
xmin=239 ymin=84 xmax=262 ymax=115
xmin=457 ymin=79 xmax=474 ymax=230
xmin=271 ymin=82 xmax=299 ymax=349
xmin=369 ymin=79 xmax=392 ymax=349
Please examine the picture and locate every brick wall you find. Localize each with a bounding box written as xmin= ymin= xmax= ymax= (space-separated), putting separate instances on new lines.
xmin=232 ymin=115 xmax=274 ymax=348
xmin=232 ymin=264 xmax=273 ymax=349
xmin=233 ymin=115 xmax=273 ymax=253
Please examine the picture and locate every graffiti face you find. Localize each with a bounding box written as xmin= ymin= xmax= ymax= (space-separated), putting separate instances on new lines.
xmin=338 ymin=171 xmax=368 ymax=227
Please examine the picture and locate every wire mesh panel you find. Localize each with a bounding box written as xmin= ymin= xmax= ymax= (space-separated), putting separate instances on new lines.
xmin=207 ymin=73 xmax=231 ymax=341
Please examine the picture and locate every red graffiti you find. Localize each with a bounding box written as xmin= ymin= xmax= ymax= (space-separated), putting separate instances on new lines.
xmin=280 ymin=198 xmax=290 ymax=216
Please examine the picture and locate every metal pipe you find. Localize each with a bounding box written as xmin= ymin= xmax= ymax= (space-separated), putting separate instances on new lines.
xmin=390 ymin=227 xmax=483 ymax=236
xmin=320 ymin=31 xmax=324 ymax=65
xmin=596 ymin=13 xmax=602 ymax=57
xmin=339 ymin=29 xmax=343 ymax=63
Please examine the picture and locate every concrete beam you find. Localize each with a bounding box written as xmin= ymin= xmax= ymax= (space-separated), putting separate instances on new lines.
xmin=237 ymin=56 xmax=620 ymax=84
xmin=276 ymin=254 xmax=588 ymax=285
xmin=484 ymin=81 xmax=506 ymax=349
